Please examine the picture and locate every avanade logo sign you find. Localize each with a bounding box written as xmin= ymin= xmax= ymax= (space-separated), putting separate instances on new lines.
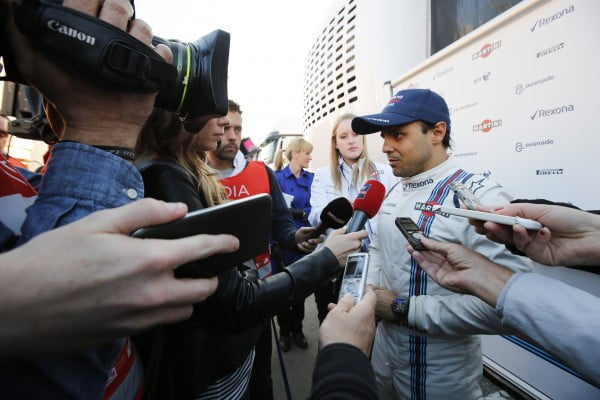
xmin=515 ymin=75 xmax=554 ymax=95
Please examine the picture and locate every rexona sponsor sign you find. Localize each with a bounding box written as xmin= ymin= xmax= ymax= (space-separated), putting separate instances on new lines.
xmin=529 ymin=104 xmax=574 ymax=120
xmin=529 ymin=5 xmax=575 ymax=32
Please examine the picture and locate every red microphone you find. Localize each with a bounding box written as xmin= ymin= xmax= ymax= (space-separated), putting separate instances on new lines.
xmin=346 ymin=180 xmax=386 ymax=233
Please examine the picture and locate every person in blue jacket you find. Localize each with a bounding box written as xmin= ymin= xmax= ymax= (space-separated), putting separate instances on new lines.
xmin=272 ymin=137 xmax=315 ymax=351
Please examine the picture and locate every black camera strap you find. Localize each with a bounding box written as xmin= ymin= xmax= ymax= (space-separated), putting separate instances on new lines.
xmin=10 ymin=0 xmax=176 ymax=93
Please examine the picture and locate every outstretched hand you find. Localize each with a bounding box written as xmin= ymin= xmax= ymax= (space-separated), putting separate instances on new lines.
xmin=1 ymin=0 xmax=172 ymax=147
xmin=408 ymin=237 xmax=514 ymax=307
xmin=323 ymin=227 xmax=368 ymax=266
xmin=295 ymin=226 xmax=323 ymax=253
xmin=0 ymin=198 xmax=239 ymax=356
xmin=319 ymin=287 xmax=376 ymax=356
xmin=470 ymin=203 xmax=600 ymax=266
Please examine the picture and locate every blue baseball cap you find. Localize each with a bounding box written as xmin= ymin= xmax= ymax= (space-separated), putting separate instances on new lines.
xmin=352 ymin=89 xmax=450 ymax=134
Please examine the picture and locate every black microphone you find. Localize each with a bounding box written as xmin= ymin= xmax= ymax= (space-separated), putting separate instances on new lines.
xmin=309 ymin=197 xmax=353 ymax=238
xmin=346 ymin=180 xmax=386 ymax=233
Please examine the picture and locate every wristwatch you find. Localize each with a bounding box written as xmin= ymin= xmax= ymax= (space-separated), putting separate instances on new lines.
xmin=391 ymin=297 xmax=409 ymax=325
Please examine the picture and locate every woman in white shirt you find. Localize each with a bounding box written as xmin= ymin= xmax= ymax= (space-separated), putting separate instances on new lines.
xmin=309 ymin=113 xmax=396 ymax=323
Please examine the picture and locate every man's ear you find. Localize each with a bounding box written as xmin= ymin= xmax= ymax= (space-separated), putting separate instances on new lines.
xmin=43 ymin=97 xmax=64 ymax=138
xmin=430 ymin=122 xmax=447 ymax=145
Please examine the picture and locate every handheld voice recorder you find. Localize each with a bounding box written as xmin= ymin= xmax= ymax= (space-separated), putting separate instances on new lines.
xmin=338 ymin=252 xmax=370 ymax=303
xmin=395 ymin=217 xmax=427 ymax=251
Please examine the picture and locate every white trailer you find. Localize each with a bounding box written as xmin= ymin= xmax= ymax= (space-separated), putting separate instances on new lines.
xmin=303 ymin=0 xmax=600 ymax=397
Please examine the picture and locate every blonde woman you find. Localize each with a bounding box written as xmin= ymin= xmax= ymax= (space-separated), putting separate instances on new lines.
xmin=309 ymin=113 xmax=396 ymax=323
xmin=272 ymin=138 xmax=314 ymax=351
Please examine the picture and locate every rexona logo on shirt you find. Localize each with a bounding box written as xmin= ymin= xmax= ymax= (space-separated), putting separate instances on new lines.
xmin=529 ymin=105 xmax=574 ymax=120
xmin=403 ymin=179 xmax=434 ymax=190
xmin=473 ymin=119 xmax=502 ymax=133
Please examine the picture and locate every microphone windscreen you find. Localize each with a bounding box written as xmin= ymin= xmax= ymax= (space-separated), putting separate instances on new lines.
xmin=353 ymin=180 xmax=386 ymax=218
xmin=320 ymin=197 xmax=353 ymax=229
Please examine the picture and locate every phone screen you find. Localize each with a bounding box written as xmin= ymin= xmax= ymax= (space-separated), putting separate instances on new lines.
xmin=345 ymin=259 xmax=359 ymax=276
xmin=339 ymin=253 xmax=369 ymax=302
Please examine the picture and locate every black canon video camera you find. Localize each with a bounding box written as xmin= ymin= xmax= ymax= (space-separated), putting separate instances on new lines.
xmin=0 ymin=0 xmax=230 ymax=141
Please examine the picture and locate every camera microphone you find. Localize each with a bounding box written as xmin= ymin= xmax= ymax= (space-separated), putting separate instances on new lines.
xmin=309 ymin=197 xmax=353 ymax=239
xmin=346 ymin=180 xmax=386 ymax=233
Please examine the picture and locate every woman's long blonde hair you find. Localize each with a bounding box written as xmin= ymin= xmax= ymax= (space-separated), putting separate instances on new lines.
xmin=273 ymin=137 xmax=313 ymax=170
xmin=329 ymin=113 xmax=375 ymax=193
xmin=137 ymin=109 xmax=227 ymax=206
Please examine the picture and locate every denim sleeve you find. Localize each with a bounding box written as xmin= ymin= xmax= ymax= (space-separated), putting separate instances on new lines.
xmin=16 ymin=166 xmax=43 ymax=190
xmin=0 ymin=141 xmax=145 ymax=400
xmin=18 ymin=141 xmax=144 ymax=244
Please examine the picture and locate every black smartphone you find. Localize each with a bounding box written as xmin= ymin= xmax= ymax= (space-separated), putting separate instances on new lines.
xmin=132 ymin=194 xmax=272 ymax=278
xmin=394 ymin=217 xmax=426 ymax=251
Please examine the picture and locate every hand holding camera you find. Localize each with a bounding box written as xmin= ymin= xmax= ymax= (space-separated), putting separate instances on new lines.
xmin=0 ymin=0 xmax=172 ymax=147
xmin=1 ymin=0 xmax=230 ymax=145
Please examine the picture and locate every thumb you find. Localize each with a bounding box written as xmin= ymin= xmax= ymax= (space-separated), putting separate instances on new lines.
xmin=352 ymin=287 xmax=376 ymax=314
xmin=335 ymin=293 xmax=356 ymax=313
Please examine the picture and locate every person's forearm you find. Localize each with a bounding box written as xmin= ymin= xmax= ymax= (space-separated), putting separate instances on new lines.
xmin=464 ymin=259 xmax=514 ymax=308
xmin=497 ymin=273 xmax=600 ymax=386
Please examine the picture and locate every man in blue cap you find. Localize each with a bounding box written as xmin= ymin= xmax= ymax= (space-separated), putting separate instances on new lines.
xmin=352 ymin=88 xmax=532 ymax=400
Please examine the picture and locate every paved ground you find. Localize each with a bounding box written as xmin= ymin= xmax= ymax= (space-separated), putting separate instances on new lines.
xmin=270 ymin=295 xmax=521 ymax=400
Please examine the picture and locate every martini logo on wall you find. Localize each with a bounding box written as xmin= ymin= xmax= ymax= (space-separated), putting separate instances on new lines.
xmin=473 ymin=119 xmax=502 ymax=133
xmin=472 ymin=40 xmax=502 ymax=60
xmin=530 ymin=5 xmax=575 ymax=32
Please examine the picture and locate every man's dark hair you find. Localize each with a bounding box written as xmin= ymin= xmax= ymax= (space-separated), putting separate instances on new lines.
xmin=419 ymin=121 xmax=451 ymax=148
xmin=228 ymin=99 xmax=242 ymax=115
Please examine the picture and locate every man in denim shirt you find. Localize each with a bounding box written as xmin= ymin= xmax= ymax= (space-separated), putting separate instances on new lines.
xmin=0 ymin=0 xmax=233 ymax=398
